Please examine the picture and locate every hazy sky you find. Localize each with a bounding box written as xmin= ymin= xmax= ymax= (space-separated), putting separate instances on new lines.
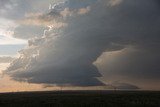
xmin=0 ymin=0 xmax=160 ymax=92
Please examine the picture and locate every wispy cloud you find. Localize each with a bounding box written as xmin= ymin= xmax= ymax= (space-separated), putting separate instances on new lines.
xmin=0 ymin=56 xmax=15 ymax=63
xmin=0 ymin=35 xmax=26 ymax=45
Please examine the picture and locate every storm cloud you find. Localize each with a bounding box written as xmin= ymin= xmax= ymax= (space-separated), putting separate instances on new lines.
xmin=5 ymin=0 xmax=160 ymax=88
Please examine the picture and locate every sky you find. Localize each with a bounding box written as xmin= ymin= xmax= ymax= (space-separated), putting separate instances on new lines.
xmin=0 ymin=0 xmax=160 ymax=92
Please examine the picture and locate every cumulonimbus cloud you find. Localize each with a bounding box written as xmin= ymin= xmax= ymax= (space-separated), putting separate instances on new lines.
xmin=5 ymin=0 xmax=160 ymax=88
xmin=6 ymin=0 xmax=108 ymax=86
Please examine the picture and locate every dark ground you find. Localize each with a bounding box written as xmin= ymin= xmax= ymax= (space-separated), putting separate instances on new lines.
xmin=0 ymin=90 xmax=160 ymax=107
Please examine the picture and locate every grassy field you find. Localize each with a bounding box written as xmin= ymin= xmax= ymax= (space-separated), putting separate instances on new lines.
xmin=0 ymin=90 xmax=160 ymax=107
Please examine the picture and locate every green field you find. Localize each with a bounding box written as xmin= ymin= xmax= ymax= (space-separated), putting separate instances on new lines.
xmin=0 ymin=91 xmax=160 ymax=107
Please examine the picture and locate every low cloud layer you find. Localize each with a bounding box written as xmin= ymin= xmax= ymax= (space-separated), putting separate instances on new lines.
xmin=5 ymin=0 xmax=160 ymax=88
xmin=111 ymin=82 xmax=139 ymax=90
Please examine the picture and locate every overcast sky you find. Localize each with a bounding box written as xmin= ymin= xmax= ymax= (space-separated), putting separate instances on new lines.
xmin=0 ymin=0 xmax=160 ymax=92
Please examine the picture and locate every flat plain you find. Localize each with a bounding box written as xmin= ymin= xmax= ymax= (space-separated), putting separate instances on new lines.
xmin=0 ymin=90 xmax=160 ymax=107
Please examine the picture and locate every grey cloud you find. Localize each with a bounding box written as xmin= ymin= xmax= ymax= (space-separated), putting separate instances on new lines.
xmin=0 ymin=0 xmax=31 ymax=20
xmin=18 ymin=11 xmax=66 ymax=27
xmin=6 ymin=0 xmax=107 ymax=86
xmin=0 ymin=0 xmax=11 ymax=9
xmin=96 ymin=46 xmax=160 ymax=81
xmin=13 ymin=25 xmax=45 ymax=39
xmin=8 ymin=0 xmax=93 ymax=40
xmin=94 ymin=0 xmax=160 ymax=84
xmin=107 ymin=0 xmax=123 ymax=6
xmin=11 ymin=0 xmax=67 ymax=39
xmin=5 ymin=0 xmax=160 ymax=88
xmin=0 ymin=0 xmax=61 ymax=20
